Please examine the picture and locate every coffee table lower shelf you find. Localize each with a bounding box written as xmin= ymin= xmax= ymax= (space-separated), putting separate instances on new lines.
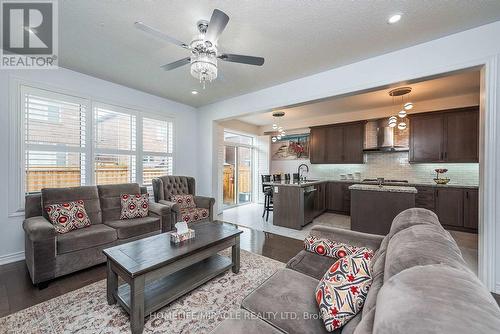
xmin=115 ymin=254 xmax=233 ymax=316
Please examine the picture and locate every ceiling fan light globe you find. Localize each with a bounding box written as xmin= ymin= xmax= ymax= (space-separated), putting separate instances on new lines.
xmin=398 ymin=122 xmax=407 ymax=130
xmin=398 ymin=110 xmax=407 ymax=118
xmin=272 ymin=124 xmax=278 ymax=130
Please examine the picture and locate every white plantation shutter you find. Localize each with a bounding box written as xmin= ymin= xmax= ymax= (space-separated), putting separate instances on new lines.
xmin=142 ymin=116 xmax=174 ymax=191
xmin=20 ymin=85 xmax=175 ymax=201
xmin=94 ymin=103 xmax=136 ymax=184
xmin=23 ymin=86 xmax=88 ymax=193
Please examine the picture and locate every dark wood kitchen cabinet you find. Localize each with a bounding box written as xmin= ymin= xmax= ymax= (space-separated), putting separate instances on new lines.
xmin=434 ymin=187 xmax=478 ymax=232
xmin=435 ymin=188 xmax=464 ymax=227
xmin=326 ymin=182 xmax=352 ymax=214
xmin=310 ymin=121 xmax=364 ymax=164
xmin=314 ymin=182 xmax=327 ymax=214
xmin=415 ymin=186 xmax=436 ymax=211
xmin=409 ymin=107 xmax=479 ymax=163
xmin=463 ymin=189 xmax=479 ymax=229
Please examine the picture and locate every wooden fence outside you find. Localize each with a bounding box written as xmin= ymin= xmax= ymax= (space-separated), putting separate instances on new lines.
xmin=223 ymin=164 xmax=251 ymax=204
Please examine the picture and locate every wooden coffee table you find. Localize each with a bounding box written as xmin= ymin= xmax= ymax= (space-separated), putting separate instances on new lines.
xmin=103 ymin=220 xmax=242 ymax=334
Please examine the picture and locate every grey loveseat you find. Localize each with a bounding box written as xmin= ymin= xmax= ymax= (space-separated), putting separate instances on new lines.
xmin=23 ymin=183 xmax=170 ymax=286
xmin=213 ymin=208 xmax=500 ymax=333
xmin=152 ymin=175 xmax=215 ymax=229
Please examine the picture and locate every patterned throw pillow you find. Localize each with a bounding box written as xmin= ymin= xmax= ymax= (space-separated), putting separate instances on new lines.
xmin=45 ymin=200 xmax=91 ymax=234
xmin=170 ymin=194 xmax=196 ymax=209
xmin=120 ymin=193 xmax=149 ymax=219
xmin=304 ymin=236 xmax=373 ymax=259
xmin=315 ymin=250 xmax=373 ymax=331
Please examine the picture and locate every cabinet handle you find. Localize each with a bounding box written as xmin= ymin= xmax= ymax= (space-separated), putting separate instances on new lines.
xmin=444 ymin=151 xmax=447 ymax=160
xmin=466 ymin=191 xmax=469 ymax=199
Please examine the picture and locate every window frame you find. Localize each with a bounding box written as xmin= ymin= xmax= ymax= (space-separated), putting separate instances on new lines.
xmin=10 ymin=80 xmax=175 ymax=214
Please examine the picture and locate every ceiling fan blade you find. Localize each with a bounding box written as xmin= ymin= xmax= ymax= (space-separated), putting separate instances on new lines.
xmin=134 ymin=21 xmax=189 ymax=49
xmin=205 ymin=9 xmax=229 ymax=43
xmin=160 ymin=57 xmax=191 ymax=70
xmin=218 ymin=54 xmax=265 ymax=66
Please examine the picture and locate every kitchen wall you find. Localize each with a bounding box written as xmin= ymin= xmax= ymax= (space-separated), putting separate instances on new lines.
xmin=271 ymin=152 xmax=479 ymax=186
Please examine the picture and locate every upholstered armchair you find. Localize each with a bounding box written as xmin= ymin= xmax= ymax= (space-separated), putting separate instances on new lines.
xmin=152 ymin=176 xmax=215 ymax=231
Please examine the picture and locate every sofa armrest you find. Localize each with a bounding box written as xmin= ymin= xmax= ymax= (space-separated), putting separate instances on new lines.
xmin=148 ymin=202 xmax=170 ymax=216
xmin=23 ymin=216 xmax=56 ymax=284
xmin=310 ymin=226 xmax=384 ymax=251
xmin=23 ymin=216 xmax=56 ymax=241
xmin=194 ymin=196 xmax=215 ymax=209
xmin=158 ymin=200 xmax=179 ymax=213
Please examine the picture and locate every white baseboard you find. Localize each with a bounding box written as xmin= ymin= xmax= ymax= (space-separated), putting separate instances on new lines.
xmin=0 ymin=251 xmax=25 ymax=265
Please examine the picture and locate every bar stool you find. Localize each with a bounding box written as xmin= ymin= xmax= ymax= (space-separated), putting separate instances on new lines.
xmin=261 ymin=175 xmax=273 ymax=221
xmin=273 ymin=174 xmax=282 ymax=182
xmin=284 ymin=173 xmax=291 ymax=181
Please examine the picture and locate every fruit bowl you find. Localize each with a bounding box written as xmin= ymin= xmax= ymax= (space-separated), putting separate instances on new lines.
xmin=433 ymin=178 xmax=450 ymax=185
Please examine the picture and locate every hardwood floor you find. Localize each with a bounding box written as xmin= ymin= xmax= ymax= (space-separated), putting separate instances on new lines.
xmin=0 ymin=225 xmax=303 ymax=318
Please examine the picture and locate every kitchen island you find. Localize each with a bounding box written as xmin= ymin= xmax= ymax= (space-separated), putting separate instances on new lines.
xmin=263 ymin=180 xmax=327 ymax=230
xmin=349 ymin=184 xmax=417 ymax=235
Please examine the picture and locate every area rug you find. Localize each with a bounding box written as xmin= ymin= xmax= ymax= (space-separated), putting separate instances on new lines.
xmin=0 ymin=250 xmax=284 ymax=334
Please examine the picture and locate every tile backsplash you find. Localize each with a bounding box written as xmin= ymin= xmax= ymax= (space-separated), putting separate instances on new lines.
xmin=271 ymin=151 xmax=479 ymax=186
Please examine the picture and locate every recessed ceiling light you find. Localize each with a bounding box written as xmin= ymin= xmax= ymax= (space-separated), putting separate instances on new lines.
xmin=388 ymin=13 xmax=402 ymax=24
xmin=191 ymin=90 xmax=198 ymax=95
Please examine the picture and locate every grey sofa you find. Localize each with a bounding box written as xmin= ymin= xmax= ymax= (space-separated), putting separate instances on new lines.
xmin=23 ymin=183 xmax=170 ymax=286
xmin=213 ymin=208 xmax=500 ymax=333
xmin=152 ymin=175 xmax=215 ymax=229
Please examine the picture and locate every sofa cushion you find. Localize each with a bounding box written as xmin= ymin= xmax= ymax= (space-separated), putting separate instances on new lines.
xmin=171 ymin=194 xmax=196 ymax=209
xmin=120 ymin=193 xmax=149 ymax=219
xmin=373 ymin=264 xmax=500 ymax=334
xmin=304 ymin=236 xmax=373 ymax=260
xmin=104 ymin=216 xmax=160 ymax=239
xmin=287 ymin=250 xmax=338 ymax=280
xmin=316 ymin=251 xmax=373 ymax=331
xmin=179 ymin=207 xmax=209 ymax=223
xmin=56 ymin=224 xmax=116 ymax=254
xmin=242 ymin=268 xmax=332 ymax=334
xmin=97 ymin=183 xmax=141 ymax=221
xmin=211 ymin=310 xmax=283 ymax=334
xmin=45 ymin=200 xmax=91 ymax=234
xmin=384 ymin=223 xmax=468 ymax=281
xmin=42 ymin=186 xmax=102 ymax=224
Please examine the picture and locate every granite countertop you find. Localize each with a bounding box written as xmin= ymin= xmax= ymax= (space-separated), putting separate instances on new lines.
xmin=349 ymin=184 xmax=418 ymax=194
xmin=263 ymin=179 xmax=478 ymax=189
xmin=262 ymin=180 xmax=325 ymax=188
xmin=318 ymin=179 xmax=478 ymax=189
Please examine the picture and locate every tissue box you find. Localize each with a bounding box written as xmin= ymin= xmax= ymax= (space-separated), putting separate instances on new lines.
xmin=170 ymin=229 xmax=195 ymax=243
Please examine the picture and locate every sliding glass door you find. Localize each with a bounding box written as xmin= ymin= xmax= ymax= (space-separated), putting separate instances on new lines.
xmin=223 ymin=132 xmax=253 ymax=209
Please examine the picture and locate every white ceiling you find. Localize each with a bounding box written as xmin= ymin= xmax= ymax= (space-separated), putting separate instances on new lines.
xmin=237 ymin=70 xmax=480 ymax=126
xmin=59 ymin=1 xmax=500 ymax=107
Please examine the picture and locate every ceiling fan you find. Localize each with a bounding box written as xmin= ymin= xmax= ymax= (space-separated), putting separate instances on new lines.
xmin=135 ymin=9 xmax=265 ymax=89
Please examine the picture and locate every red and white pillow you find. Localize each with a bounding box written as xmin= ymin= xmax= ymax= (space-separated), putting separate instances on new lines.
xmin=45 ymin=200 xmax=91 ymax=234
xmin=315 ymin=249 xmax=374 ymax=331
xmin=120 ymin=193 xmax=149 ymax=219
xmin=170 ymin=194 xmax=196 ymax=209
xmin=304 ymin=235 xmax=373 ymax=259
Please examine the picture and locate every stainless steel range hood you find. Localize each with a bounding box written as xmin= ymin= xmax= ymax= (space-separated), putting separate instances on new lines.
xmin=363 ymin=118 xmax=409 ymax=152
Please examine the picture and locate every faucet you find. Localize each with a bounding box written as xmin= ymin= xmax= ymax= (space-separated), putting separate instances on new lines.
xmin=298 ymin=164 xmax=309 ymax=181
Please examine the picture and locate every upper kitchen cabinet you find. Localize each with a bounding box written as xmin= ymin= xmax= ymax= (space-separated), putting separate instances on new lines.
xmin=409 ymin=107 xmax=479 ymax=163
xmin=310 ymin=121 xmax=364 ymax=164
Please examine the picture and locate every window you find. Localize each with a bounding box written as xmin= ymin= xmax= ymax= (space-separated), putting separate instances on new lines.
xmin=94 ymin=103 xmax=137 ymax=185
xmin=20 ymin=85 xmax=174 ymax=199
xmin=23 ymin=86 xmax=88 ymax=193
xmin=142 ymin=117 xmax=174 ymax=191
